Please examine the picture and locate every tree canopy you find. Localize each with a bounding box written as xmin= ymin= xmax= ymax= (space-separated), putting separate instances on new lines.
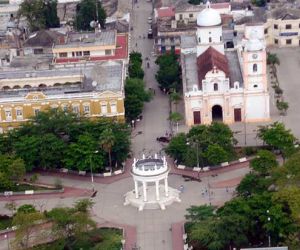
xmin=0 ymin=109 xmax=130 ymax=173
xmin=75 ymin=0 xmax=106 ymax=31
xmin=155 ymin=52 xmax=181 ymax=91
xmin=166 ymin=123 xmax=236 ymax=167
xmin=18 ymin=0 xmax=60 ymax=32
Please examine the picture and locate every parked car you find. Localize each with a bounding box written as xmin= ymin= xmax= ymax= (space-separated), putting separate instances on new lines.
xmin=148 ymin=28 xmax=153 ymax=39
xmin=156 ymin=136 xmax=170 ymax=143
xmin=148 ymin=17 xmax=152 ymax=24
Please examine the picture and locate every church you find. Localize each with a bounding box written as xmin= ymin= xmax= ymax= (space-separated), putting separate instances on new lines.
xmin=180 ymin=2 xmax=270 ymax=126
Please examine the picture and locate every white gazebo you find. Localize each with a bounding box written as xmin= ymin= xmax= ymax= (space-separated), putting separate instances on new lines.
xmin=124 ymin=154 xmax=181 ymax=211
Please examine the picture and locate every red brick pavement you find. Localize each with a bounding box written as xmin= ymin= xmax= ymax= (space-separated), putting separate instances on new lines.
xmin=210 ymin=176 xmax=244 ymax=188
xmin=172 ymin=221 xmax=185 ymax=250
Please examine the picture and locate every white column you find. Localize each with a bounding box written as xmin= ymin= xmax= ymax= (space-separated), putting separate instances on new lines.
xmin=134 ymin=180 xmax=139 ymax=199
xmin=155 ymin=180 xmax=160 ymax=201
xmin=164 ymin=178 xmax=169 ymax=197
xmin=143 ymin=181 xmax=147 ymax=202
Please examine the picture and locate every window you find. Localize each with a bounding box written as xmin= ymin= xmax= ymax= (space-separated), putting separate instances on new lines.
xmin=274 ymin=24 xmax=278 ymax=29
xmin=62 ymin=105 xmax=68 ymax=112
xmin=83 ymin=51 xmax=90 ymax=56
xmin=189 ymin=13 xmax=193 ymax=18
xmin=5 ymin=110 xmax=12 ymax=120
xmin=59 ymin=52 xmax=67 ymax=58
xmin=110 ymin=103 xmax=117 ymax=113
xmin=198 ymin=37 xmax=201 ymax=43
xmin=220 ymin=36 xmax=222 ymax=42
xmin=101 ymin=103 xmax=107 ymax=114
xmin=34 ymin=108 xmax=40 ymax=116
xmin=253 ymin=84 xmax=258 ymax=88
xmin=213 ymin=83 xmax=218 ymax=91
xmin=286 ymin=39 xmax=292 ymax=45
xmin=170 ymin=37 xmax=175 ymax=44
xmin=105 ymin=50 xmax=112 ymax=55
xmin=34 ymin=48 xmax=43 ymax=54
xmin=286 ymin=24 xmax=292 ymax=29
xmin=179 ymin=14 xmax=183 ymax=20
xmin=76 ymin=51 xmax=82 ymax=57
xmin=264 ymin=28 xmax=268 ymax=34
xmin=16 ymin=109 xmax=23 ymax=119
xmin=274 ymin=39 xmax=278 ymax=44
xmin=253 ymin=63 xmax=258 ymax=73
xmin=83 ymin=104 xmax=90 ymax=114
xmin=209 ymin=37 xmax=212 ymax=43
xmin=72 ymin=52 xmax=75 ymax=57
xmin=72 ymin=105 xmax=80 ymax=114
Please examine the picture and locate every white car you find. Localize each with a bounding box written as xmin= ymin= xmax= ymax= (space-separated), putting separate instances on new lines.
xmin=148 ymin=17 xmax=152 ymax=24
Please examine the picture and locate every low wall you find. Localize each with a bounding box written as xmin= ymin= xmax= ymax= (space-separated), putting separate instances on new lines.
xmin=0 ymin=188 xmax=64 ymax=197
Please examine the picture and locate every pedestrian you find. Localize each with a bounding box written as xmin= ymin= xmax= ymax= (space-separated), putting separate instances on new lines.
xmin=226 ymin=187 xmax=229 ymax=193
xmin=135 ymin=42 xmax=137 ymax=47
xmin=153 ymin=89 xmax=156 ymax=95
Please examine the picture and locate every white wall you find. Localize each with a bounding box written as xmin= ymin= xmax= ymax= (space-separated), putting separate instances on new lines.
xmin=245 ymin=94 xmax=270 ymax=120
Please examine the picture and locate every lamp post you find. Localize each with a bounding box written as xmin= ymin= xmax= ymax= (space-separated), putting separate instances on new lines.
xmin=267 ymin=210 xmax=271 ymax=247
xmin=4 ymin=234 xmax=9 ymax=250
xmin=187 ymin=139 xmax=203 ymax=169
xmin=121 ymin=239 xmax=125 ymax=250
xmin=90 ymin=150 xmax=98 ymax=191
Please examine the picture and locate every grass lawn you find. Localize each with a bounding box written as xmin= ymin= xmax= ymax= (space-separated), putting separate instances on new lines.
xmin=0 ymin=215 xmax=12 ymax=230
xmin=30 ymin=227 xmax=122 ymax=250
xmin=0 ymin=183 xmax=57 ymax=193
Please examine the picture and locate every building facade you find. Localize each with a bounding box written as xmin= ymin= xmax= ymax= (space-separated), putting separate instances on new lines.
xmin=0 ymin=60 xmax=126 ymax=132
xmin=181 ymin=3 xmax=270 ymax=126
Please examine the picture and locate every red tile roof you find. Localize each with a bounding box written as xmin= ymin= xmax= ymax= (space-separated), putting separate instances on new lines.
xmin=211 ymin=3 xmax=230 ymax=9
xmin=197 ymin=47 xmax=229 ymax=87
xmin=157 ymin=7 xmax=175 ymax=18
xmin=55 ymin=34 xmax=128 ymax=64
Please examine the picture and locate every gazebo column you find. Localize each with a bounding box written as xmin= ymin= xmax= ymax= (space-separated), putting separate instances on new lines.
xmin=164 ymin=177 xmax=169 ymax=197
xmin=155 ymin=180 xmax=160 ymax=201
xmin=134 ymin=180 xmax=139 ymax=199
xmin=143 ymin=181 xmax=147 ymax=202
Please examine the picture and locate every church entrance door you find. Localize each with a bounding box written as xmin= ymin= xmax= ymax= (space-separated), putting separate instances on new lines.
xmin=193 ymin=111 xmax=201 ymax=125
xmin=212 ymin=105 xmax=223 ymax=122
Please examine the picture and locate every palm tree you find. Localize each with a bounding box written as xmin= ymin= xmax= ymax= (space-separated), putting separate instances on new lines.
xmin=169 ymin=112 xmax=183 ymax=133
xmin=169 ymin=91 xmax=182 ymax=112
xmin=267 ymin=52 xmax=280 ymax=66
xmin=99 ymin=128 xmax=115 ymax=171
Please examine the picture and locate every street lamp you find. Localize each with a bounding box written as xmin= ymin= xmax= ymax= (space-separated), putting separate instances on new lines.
xmin=90 ymin=150 xmax=98 ymax=191
xmin=186 ymin=138 xmax=203 ymax=169
xmin=4 ymin=234 xmax=9 ymax=250
xmin=267 ymin=210 xmax=271 ymax=247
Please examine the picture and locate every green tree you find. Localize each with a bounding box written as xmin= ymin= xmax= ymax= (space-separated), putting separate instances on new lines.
xmin=125 ymin=78 xmax=151 ymax=121
xmin=185 ymin=205 xmax=214 ymax=222
xmin=258 ymin=122 xmax=296 ymax=159
xmin=205 ymin=144 xmax=228 ymax=165
xmin=12 ymin=210 xmax=45 ymax=249
xmin=267 ymin=52 xmax=280 ymax=66
xmin=99 ymin=128 xmax=115 ymax=169
xmin=128 ymin=52 xmax=144 ymax=79
xmin=75 ymin=0 xmax=106 ymax=30
xmin=250 ymin=150 xmax=278 ymax=176
xmin=155 ymin=52 xmax=181 ymax=91
xmin=64 ymin=134 xmax=104 ymax=171
xmin=17 ymin=204 xmax=36 ymax=214
xmin=18 ymin=0 xmax=59 ymax=32
xmin=169 ymin=112 xmax=183 ymax=133
xmin=276 ymin=101 xmax=289 ymax=115
xmin=165 ymin=133 xmax=188 ymax=164
xmin=169 ymin=91 xmax=181 ymax=112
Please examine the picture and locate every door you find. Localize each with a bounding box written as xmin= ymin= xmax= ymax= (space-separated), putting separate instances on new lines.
xmin=234 ymin=108 xmax=242 ymax=122
xmin=193 ymin=111 xmax=201 ymax=125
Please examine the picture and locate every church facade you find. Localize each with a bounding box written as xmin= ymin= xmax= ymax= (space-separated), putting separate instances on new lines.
xmin=180 ymin=3 xmax=270 ymax=126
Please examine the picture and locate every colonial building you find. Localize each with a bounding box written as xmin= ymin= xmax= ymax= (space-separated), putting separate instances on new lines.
xmin=53 ymin=30 xmax=128 ymax=64
xmin=0 ymin=60 xmax=126 ymax=132
xmin=181 ymin=3 xmax=270 ymax=126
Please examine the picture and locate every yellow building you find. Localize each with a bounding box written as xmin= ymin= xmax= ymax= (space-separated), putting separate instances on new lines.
xmin=265 ymin=9 xmax=300 ymax=47
xmin=0 ymin=60 xmax=126 ymax=132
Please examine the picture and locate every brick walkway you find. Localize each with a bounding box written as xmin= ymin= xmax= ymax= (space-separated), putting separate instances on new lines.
xmin=171 ymin=222 xmax=185 ymax=250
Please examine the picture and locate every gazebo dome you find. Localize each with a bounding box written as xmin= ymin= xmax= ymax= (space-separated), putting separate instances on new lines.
xmin=197 ymin=3 xmax=221 ymax=27
xmin=245 ymin=31 xmax=264 ymax=51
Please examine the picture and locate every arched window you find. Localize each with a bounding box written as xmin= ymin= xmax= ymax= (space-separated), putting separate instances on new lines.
xmin=253 ymin=63 xmax=258 ymax=73
xmin=198 ymin=37 xmax=201 ymax=43
xmin=213 ymin=83 xmax=218 ymax=91
xmin=209 ymin=37 xmax=212 ymax=43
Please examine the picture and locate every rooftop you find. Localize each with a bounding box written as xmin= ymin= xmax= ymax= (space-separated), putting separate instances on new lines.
xmin=132 ymin=157 xmax=169 ymax=177
xmin=181 ymin=52 xmax=199 ymax=92
xmin=54 ymin=30 xmax=116 ymax=49
xmin=23 ymin=30 xmax=64 ymax=48
xmin=268 ymin=8 xmax=300 ymax=20
xmin=197 ymin=46 xmax=229 ymax=85
xmin=0 ymin=60 xmax=124 ymax=98
xmin=225 ymin=50 xmax=243 ymax=87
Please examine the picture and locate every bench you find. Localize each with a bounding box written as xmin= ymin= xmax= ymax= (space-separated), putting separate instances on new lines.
xmin=103 ymin=172 xmax=112 ymax=177
xmin=78 ymin=171 xmax=86 ymax=176
xmin=60 ymin=168 xmax=69 ymax=173
xmin=221 ymin=162 xmax=229 ymax=167
xmin=239 ymin=157 xmax=247 ymax=163
xmin=114 ymin=170 xmax=122 ymax=175
xmin=177 ymin=165 xmax=186 ymax=170
xmin=193 ymin=167 xmax=201 ymax=172
xmin=202 ymin=167 xmax=210 ymax=172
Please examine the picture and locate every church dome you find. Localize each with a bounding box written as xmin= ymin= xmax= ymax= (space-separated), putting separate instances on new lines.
xmin=197 ymin=4 xmax=221 ymax=27
xmin=245 ymin=31 xmax=264 ymax=51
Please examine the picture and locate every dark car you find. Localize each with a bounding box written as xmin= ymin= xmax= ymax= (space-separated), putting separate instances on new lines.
xmin=156 ymin=136 xmax=170 ymax=143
